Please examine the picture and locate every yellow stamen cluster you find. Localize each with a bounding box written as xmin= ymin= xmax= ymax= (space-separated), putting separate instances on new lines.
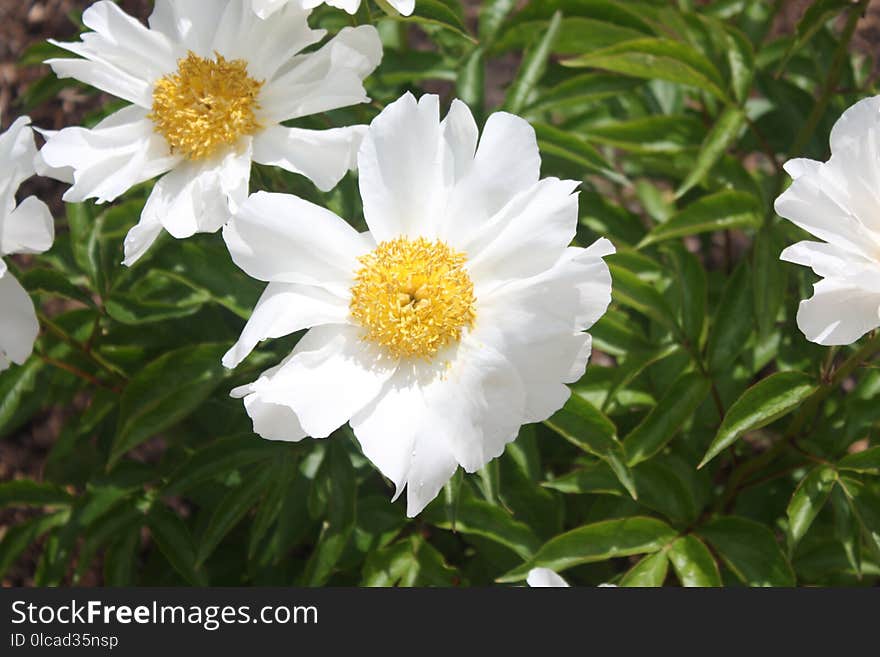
xmin=350 ymin=237 xmax=477 ymax=360
xmin=150 ymin=51 xmax=264 ymax=161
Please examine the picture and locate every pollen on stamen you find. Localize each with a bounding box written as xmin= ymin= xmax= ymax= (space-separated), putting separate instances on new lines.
xmin=150 ymin=51 xmax=264 ymax=161
xmin=350 ymin=237 xmax=477 ymax=361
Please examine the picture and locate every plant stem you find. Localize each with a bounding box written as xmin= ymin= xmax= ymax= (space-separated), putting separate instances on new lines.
xmin=37 ymin=311 xmax=128 ymax=382
xmin=36 ymin=351 xmax=121 ymax=393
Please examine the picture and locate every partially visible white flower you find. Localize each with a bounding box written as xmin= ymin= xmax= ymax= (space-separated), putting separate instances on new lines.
xmin=526 ymin=568 xmax=617 ymax=587
xmin=38 ymin=0 xmax=382 ymax=266
xmin=0 ymin=117 xmax=54 ymax=372
xmin=775 ymin=96 xmax=880 ymax=345
xmin=222 ymin=93 xmax=614 ymax=517
xmin=251 ymin=0 xmax=414 ymax=18
xmin=527 ymin=568 xmax=570 ymax=587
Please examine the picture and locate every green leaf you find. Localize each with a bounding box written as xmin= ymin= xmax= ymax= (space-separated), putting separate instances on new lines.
xmin=667 ymin=246 xmax=707 ymax=346
xmin=0 ymin=358 xmax=44 ymax=437
xmin=66 ymin=202 xmax=104 ymax=293
xmin=163 ymin=434 xmax=282 ymax=495
xmin=777 ymin=0 xmax=853 ymax=73
xmin=830 ymin=485 xmax=862 ymax=576
xmin=620 ymin=550 xmax=668 ymax=587
xmin=667 ymin=535 xmax=722 ymax=587
xmin=698 ymin=516 xmax=795 ymax=586
xmin=639 ymin=190 xmax=760 ymax=247
xmin=148 ymin=504 xmax=207 ymax=585
xmin=362 ymin=535 xmax=458 ymax=587
xmin=706 ymin=263 xmax=753 ymax=373
xmin=0 ymin=480 xmax=72 ymax=509
xmin=0 ymin=511 xmax=68 ymax=579
xmin=700 ymin=372 xmax=817 ymax=468
xmin=533 ymin=122 xmax=625 ymax=184
xmin=524 ymin=73 xmax=641 ymax=114
xmin=676 ymin=107 xmax=746 ymax=198
xmin=607 ymin=262 xmax=676 ymax=329
xmin=302 ymin=442 xmax=357 ymax=585
xmin=195 ymin=465 xmax=275 ymax=568
xmin=111 ymin=343 xmax=228 ymax=467
xmin=498 ymin=516 xmax=676 ymax=582
xmin=544 ymin=395 xmax=636 ymax=499
xmin=581 ymin=115 xmax=703 ymax=154
xmin=838 ymin=477 xmax=880 ymax=559
xmin=624 ymin=371 xmax=710 ymax=466
xmin=787 ymin=466 xmax=836 ymax=548
xmin=562 ymin=38 xmax=728 ymax=100
xmin=479 ymin=0 xmax=517 ymax=46
xmin=838 ymin=447 xmax=880 ymax=475
xmin=20 ymin=268 xmax=97 ymax=308
xmin=753 ymin=224 xmax=788 ymax=337
xmin=505 ymin=11 xmax=563 ymax=114
xmin=385 ymin=0 xmax=474 ymax=41
xmin=428 ymin=493 xmax=541 ymax=560
xmin=457 ymin=47 xmax=485 ymax=117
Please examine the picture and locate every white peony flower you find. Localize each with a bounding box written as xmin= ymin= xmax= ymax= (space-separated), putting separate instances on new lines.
xmin=222 ymin=92 xmax=614 ymax=517
xmin=527 ymin=568 xmax=570 ymax=587
xmin=775 ymin=96 xmax=880 ymax=345
xmin=0 ymin=117 xmax=55 ymax=372
xmin=251 ymin=0 xmax=414 ymax=18
xmin=38 ymin=0 xmax=382 ymax=266
xmin=526 ymin=568 xmax=617 ymax=587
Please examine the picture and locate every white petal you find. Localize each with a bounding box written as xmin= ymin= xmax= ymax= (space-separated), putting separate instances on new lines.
xmin=404 ymin=430 xmax=459 ymax=517
xmin=441 ymin=111 xmax=541 ymax=246
xmin=144 ymin=143 xmax=251 ymax=240
xmin=231 ymin=358 xmax=308 ymax=442
xmin=223 ymin=191 xmax=371 ymax=292
xmin=527 ymin=568 xmax=569 ymax=587
xmin=0 ymin=197 xmax=54 ymax=257
xmin=0 ymin=270 xmax=39 ymax=368
xmin=209 ymin=1 xmax=321 ymax=81
xmin=358 ymin=93 xmax=449 ymax=241
xmin=475 ymin=241 xmax=614 ymax=421
xmin=223 ymin=281 xmax=349 ymax=368
xmin=122 ymin=210 xmax=164 ymax=267
xmin=796 ymin=279 xmax=880 ymax=346
xmin=48 ymin=0 xmax=177 ymax=106
xmin=322 ymin=0 xmax=363 ymax=13
xmin=350 ymin=369 xmax=422 ymax=500
xmin=419 ymin=338 xmax=526 ymax=473
xmin=351 ymin=341 xmax=525 ymax=516
xmin=781 ymin=241 xmax=880 ymax=289
xmin=251 ymin=0 xmax=292 ymax=18
xmin=0 ymin=117 xmax=40 ymax=204
xmin=251 ymin=324 xmax=396 ymax=438
xmin=440 ymin=98 xmax=479 ymax=181
xmin=259 ymin=25 xmax=382 ymax=123
xmin=149 ymin=0 xmax=223 ymax=54
xmin=38 ymin=105 xmax=179 ymax=204
xmin=466 ymin=178 xmax=580 ymax=285
xmin=388 ymin=0 xmax=415 ymax=15
xmin=252 ymin=125 xmax=366 ymax=192
xmin=829 ymin=95 xmax=880 ymax=154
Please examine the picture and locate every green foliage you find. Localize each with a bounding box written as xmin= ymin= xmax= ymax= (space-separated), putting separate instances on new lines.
xmin=2 ymin=0 xmax=879 ymax=588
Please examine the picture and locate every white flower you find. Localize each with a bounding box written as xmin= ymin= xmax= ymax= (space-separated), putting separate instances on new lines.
xmin=222 ymin=93 xmax=614 ymax=517
xmin=251 ymin=0 xmax=414 ymax=18
xmin=775 ymin=96 xmax=880 ymax=346
xmin=38 ymin=0 xmax=382 ymax=266
xmin=527 ymin=568 xmax=570 ymax=587
xmin=0 ymin=117 xmax=54 ymax=372
xmin=526 ymin=568 xmax=617 ymax=587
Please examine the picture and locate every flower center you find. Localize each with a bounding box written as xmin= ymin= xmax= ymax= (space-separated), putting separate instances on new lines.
xmin=150 ymin=51 xmax=264 ymax=161
xmin=350 ymin=237 xmax=477 ymax=360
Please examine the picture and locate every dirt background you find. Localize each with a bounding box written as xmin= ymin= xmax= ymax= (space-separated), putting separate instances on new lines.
xmin=1 ymin=0 xmax=879 ymax=586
